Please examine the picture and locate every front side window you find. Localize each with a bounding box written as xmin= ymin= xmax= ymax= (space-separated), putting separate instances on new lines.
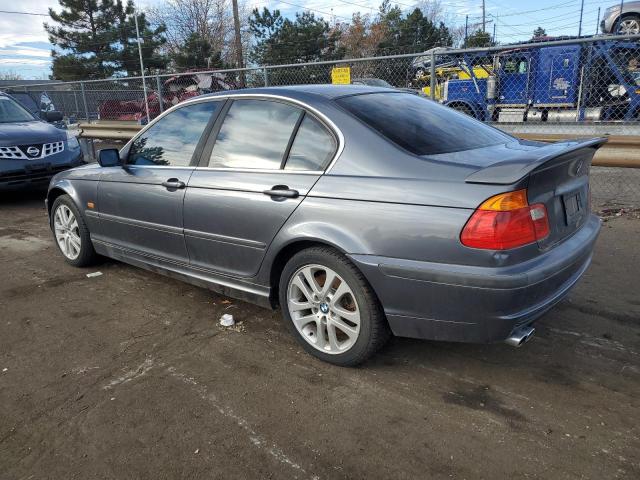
xmin=209 ymin=99 xmax=301 ymax=169
xmin=128 ymin=101 xmax=219 ymax=166
xmin=0 ymin=96 xmax=36 ymax=123
xmin=337 ymin=92 xmax=511 ymax=156
xmin=285 ymin=115 xmax=336 ymax=171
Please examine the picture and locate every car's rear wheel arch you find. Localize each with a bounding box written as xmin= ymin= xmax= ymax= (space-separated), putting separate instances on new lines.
xmin=269 ymin=240 xmax=375 ymax=309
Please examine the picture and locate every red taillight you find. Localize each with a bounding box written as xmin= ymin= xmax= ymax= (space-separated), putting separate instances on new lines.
xmin=461 ymin=190 xmax=550 ymax=250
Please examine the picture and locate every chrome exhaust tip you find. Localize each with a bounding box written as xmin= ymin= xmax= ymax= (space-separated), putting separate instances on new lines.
xmin=504 ymin=326 xmax=535 ymax=347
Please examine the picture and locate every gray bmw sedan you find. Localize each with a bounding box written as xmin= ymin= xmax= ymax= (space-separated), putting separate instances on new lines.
xmin=46 ymin=86 xmax=604 ymax=366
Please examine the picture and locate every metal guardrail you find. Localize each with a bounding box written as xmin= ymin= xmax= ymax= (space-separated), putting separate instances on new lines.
xmin=518 ymin=134 xmax=640 ymax=168
xmin=79 ymin=121 xmax=141 ymax=141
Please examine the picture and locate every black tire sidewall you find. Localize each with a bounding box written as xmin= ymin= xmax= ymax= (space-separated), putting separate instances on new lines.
xmin=51 ymin=195 xmax=96 ymax=267
xmin=279 ymin=247 xmax=383 ymax=366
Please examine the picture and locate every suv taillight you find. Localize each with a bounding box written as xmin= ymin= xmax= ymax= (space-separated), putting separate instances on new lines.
xmin=460 ymin=189 xmax=549 ymax=250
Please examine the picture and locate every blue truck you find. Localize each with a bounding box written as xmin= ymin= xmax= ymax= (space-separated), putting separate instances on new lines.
xmin=440 ymin=39 xmax=640 ymax=123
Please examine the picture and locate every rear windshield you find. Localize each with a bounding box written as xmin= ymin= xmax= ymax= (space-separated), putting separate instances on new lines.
xmin=336 ymin=92 xmax=511 ymax=155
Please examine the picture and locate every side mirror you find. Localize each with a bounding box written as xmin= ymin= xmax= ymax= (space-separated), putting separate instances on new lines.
xmin=98 ymin=148 xmax=122 ymax=167
xmin=45 ymin=110 xmax=63 ymax=122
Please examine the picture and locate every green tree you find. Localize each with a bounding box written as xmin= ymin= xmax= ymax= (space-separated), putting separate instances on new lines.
xmin=248 ymin=8 xmax=286 ymax=65
xmin=45 ymin=0 xmax=167 ymax=80
xmin=170 ymin=33 xmax=224 ymax=70
xmin=464 ymin=29 xmax=494 ymax=48
xmin=249 ymin=8 xmax=343 ymax=66
xmin=532 ymin=26 xmax=547 ymax=39
xmin=111 ymin=2 xmax=167 ymax=76
xmin=377 ymin=6 xmax=452 ymax=54
xmin=45 ymin=0 xmax=115 ymax=79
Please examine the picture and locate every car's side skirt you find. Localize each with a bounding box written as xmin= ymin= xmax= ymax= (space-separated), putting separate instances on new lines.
xmin=92 ymin=238 xmax=274 ymax=309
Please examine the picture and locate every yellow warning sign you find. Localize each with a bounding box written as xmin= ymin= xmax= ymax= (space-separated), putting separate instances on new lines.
xmin=331 ymin=66 xmax=351 ymax=85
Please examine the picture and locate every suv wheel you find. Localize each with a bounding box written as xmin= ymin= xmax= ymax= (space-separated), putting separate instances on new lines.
xmin=279 ymin=247 xmax=390 ymax=366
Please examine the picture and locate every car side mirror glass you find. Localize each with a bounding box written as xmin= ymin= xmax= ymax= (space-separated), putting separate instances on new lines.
xmin=45 ymin=110 xmax=63 ymax=122
xmin=98 ymin=148 xmax=122 ymax=167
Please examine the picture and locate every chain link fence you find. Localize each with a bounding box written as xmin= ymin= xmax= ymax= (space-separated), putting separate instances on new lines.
xmin=2 ymin=35 xmax=639 ymax=208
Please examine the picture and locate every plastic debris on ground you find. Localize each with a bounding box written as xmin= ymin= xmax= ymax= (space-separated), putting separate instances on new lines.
xmin=86 ymin=271 xmax=103 ymax=278
xmin=218 ymin=313 xmax=246 ymax=332
xmin=220 ymin=314 xmax=235 ymax=327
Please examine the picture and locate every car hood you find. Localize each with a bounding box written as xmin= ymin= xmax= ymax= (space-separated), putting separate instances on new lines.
xmin=0 ymin=121 xmax=66 ymax=146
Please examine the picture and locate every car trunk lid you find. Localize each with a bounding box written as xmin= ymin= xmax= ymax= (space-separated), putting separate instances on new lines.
xmin=465 ymin=137 xmax=607 ymax=248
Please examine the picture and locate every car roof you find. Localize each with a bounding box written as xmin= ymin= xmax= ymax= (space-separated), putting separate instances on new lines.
xmin=203 ymin=84 xmax=398 ymax=101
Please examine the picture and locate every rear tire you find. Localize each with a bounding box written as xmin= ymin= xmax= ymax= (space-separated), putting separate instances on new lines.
xmin=51 ymin=194 xmax=97 ymax=267
xmin=279 ymin=247 xmax=390 ymax=366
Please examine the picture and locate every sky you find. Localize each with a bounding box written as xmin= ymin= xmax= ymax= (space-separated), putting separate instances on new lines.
xmin=0 ymin=0 xmax=617 ymax=79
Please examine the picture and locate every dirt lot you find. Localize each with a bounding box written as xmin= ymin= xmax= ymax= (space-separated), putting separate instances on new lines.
xmin=1 ymin=189 xmax=639 ymax=480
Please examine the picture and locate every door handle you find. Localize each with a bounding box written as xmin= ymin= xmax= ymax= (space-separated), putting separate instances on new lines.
xmin=162 ymin=178 xmax=186 ymax=190
xmin=263 ymin=185 xmax=299 ymax=198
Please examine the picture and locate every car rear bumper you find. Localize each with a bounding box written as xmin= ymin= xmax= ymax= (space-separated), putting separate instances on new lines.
xmin=349 ymin=214 xmax=601 ymax=343
xmin=0 ymin=151 xmax=83 ymax=191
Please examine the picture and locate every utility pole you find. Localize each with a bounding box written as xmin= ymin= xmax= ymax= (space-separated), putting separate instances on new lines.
xmin=231 ymin=0 xmax=245 ymax=88
xmin=578 ymin=0 xmax=585 ymax=37
xmin=134 ymin=11 xmax=150 ymax=121
xmin=596 ymin=7 xmax=601 ymax=35
xmin=492 ymin=16 xmax=496 ymax=43
xmin=465 ymin=15 xmax=468 ymax=46
xmin=482 ymin=0 xmax=486 ymax=33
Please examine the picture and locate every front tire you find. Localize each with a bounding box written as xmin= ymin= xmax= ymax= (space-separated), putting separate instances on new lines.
xmin=279 ymin=247 xmax=390 ymax=366
xmin=616 ymin=15 xmax=640 ymax=34
xmin=51 ymin=194 xmax=97 ymax=267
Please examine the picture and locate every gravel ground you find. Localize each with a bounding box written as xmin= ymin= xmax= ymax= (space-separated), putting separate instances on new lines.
xmin=1 ymin=189 xmax=639 ymax=480
xmin=591 ymin=166 xmax=640 ymax=208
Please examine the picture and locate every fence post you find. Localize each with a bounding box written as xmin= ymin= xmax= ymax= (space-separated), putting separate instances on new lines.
xmin=80 ymin=81 xmax=89 ymax=121
xmin=430 ymin=49 xmax=436 ymax=101
xmin=156 ymin=74 xmax=164 ymax=113
xmin=73 ymin=91 xmax=79 ymax=120
xmin=263 ymin=67 xmax=269 ymax=87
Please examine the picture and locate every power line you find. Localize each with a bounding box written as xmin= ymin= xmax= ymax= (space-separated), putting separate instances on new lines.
xmin=272 ymin=0 xmax=353 ymax=21
xmin=486 ymin=0 xmax=580 ymax=18
xmin=0 ymin=9 xmax=49 ymax=16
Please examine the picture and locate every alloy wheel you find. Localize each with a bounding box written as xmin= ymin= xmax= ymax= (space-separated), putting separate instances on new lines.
xmin=618 ymin=19 xmax=640 ymax=34
xmin=54 ymin=204 xmax=81 ymax=260
xmin=287 ymin=264 xmax=361 ymax=354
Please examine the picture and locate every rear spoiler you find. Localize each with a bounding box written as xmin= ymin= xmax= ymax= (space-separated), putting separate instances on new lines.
xmin=465 ymin=137 xmax=608 ymax=185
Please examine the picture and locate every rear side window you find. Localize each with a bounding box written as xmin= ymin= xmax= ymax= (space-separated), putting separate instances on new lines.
xmin=285 ymin=115 xmax=336 ymax=171
xmin=336 ymin=92 xmax=511 ymax=155
xmin=209 ymin=99 xmax=301 ymax=169
xmin=129 ymin=101 xmax=219 ymax=166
